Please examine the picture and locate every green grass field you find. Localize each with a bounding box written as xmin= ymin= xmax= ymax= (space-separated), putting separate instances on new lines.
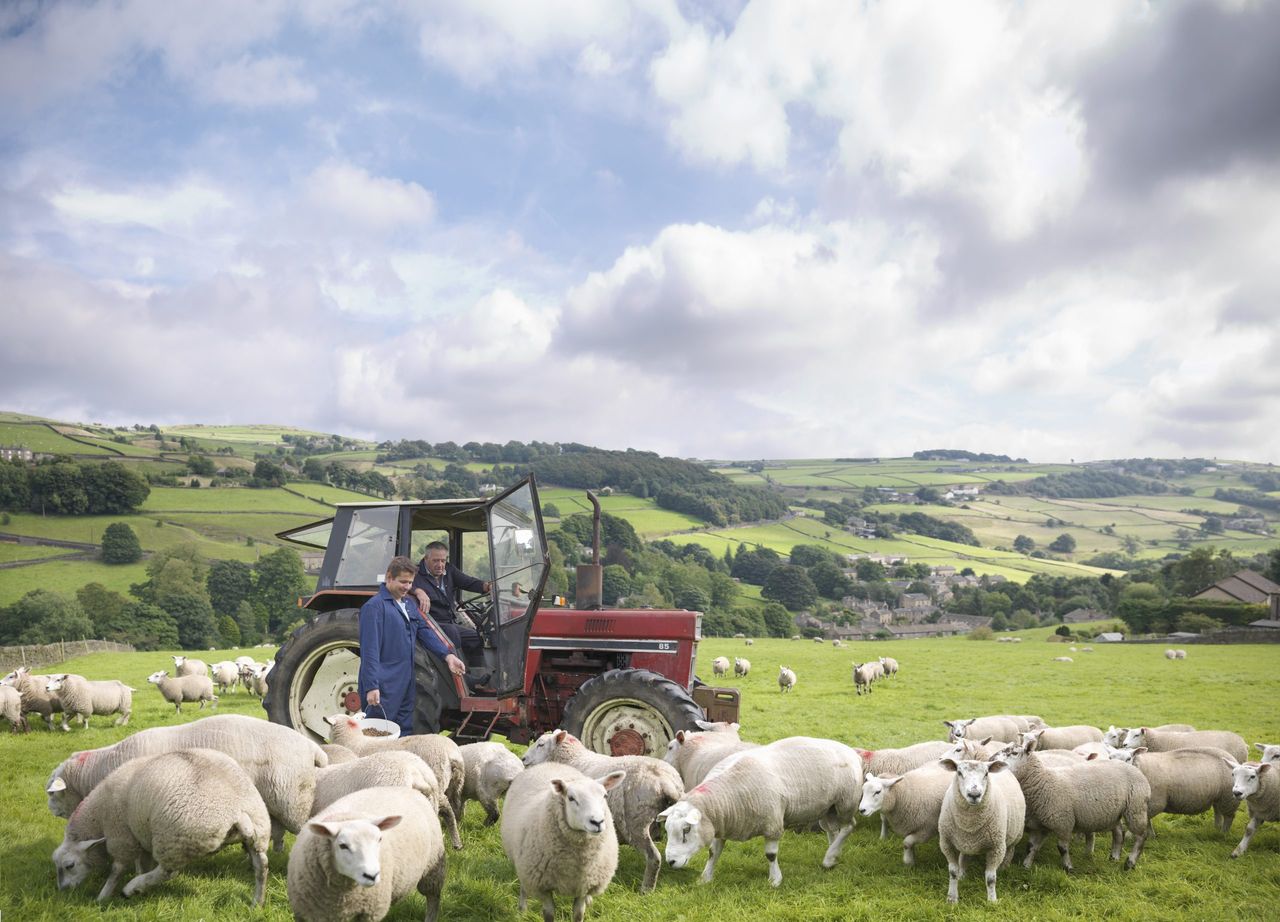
xmin=1 ymin=638 xmax=1277 ymax=920
xmin=139 ymin=486 xmax=329 ymax=515
xmin=0 ymin=422 xmax=112 ymax=456
xmin=0 ymin=544 xmax=78 ymax=564
xmin=0 ymin=559 xmax=152 ymax=606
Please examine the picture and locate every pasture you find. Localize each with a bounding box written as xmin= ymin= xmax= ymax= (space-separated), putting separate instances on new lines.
xmin=1 ymin=636 xmax=1276 ymax=920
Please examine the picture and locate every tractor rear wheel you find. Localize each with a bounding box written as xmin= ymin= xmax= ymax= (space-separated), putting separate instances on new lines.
xmin=560 ymin=668 xmax=703 ymax=758
xmin=263 ymin=609 xmax=447 ymax=742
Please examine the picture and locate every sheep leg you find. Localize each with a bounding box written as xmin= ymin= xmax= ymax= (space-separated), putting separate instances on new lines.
xmin=517 ymin=882 xmax=527 ymax=912
xmin=123 ymin=864 xmax=173 ymax=897
xmin=984 ymin=850 xmax=1002 ymax=902
xmin=1057 ymin=835 xmax=1074 ymax=873
xmin=1110 ymin=824 xmax=1124 ymax=861
xmin=639 ymin=827 xmax=662 ymax=893
xmin=699 ymin=838 xmax=724 ymax=884
xmin=483 ymin=799 xmax=500 ymax=826
xmin=572 ymin=896 xmax=588 ymax=922
xmin=249 ymin=846 xmax=268 ymax=906
xmin=270 ymin=818 xmax=285 ymax=853
xmin=1021 ymin=830 xmax=1046 ymax=869
xmin=418 ymin=855 xmax=445 ymax=922
xmin=1231 ymin=817 xmax=1259 ymax=858
xmin=540 ymin=894 xmax=556 ymax=922
xmin=1124 ymin=827 xmax=1146 ymax=870
xmin=97 ymin=861 xmax=128 ymax=902
xmin=822 ymin=824 xmax=854 ymax=868
xmin=902 ymin=832 xmax=925 ymax=867
xmin=1084 ymin=831 xmax=1095 ymax=854
xmin=439 ymin=799 xmax=463 ymax=850
xmin=764 ymin=838 xmax=783 ymax=887
xmin=880 ymin=815 xmax=888 ymax=839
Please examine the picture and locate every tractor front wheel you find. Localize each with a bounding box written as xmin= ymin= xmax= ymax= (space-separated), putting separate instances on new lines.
xmin=561 ymin=668 xmax=703 ymax=758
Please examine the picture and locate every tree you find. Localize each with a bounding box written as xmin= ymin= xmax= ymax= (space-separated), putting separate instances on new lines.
xmin=788 ymin=545 xmax=832 ymax=569
xmin=730 ymin=547 xmax=782 ymax=585
xmin=162 ymin=593 xmax=218 ymax=649
xmin=601 ymin=564 xmax=632 ymax=606
xmin=854 ymin=558 xmax=886 ymax=582
xmin=708 ymin=571 xmax=740 ymax=609
xmin=186 ymin=454 xmax=216 ymax=476
xmin=1177 ymin=612 xmax=1222 ymax=634
xmin=254 ymin=547 xmax=309 ymax=635
xmin=233 ymin=600 xmax=262 ymax=646
xmin=207 ymin=559 xmax=254 ymax=616
xmin=1200 ymin=516 xmax=1224 ymax=535
xmin=0 ymin=460 xmax=31 ymax=511
xmin=1013 ymin=534 xmax=1035 ymax=554
xmin=0 ymin=589 xmax=94 ymax=645
xmin=28 ymin=462 xmax=88 ymax=514
xmin=808 ymin=560 xmax=852 ymax=599
xmin=761 ymin=602 xmax=794 ymax=638
xmin=81 ymin=462 xmax=150 ymax=513
xmin=1266 ymin=548 xmax=1280 ymax=586
xmin=542 ymin=503 xmax=561 ymax=518
xmin=101 ymin=522 xmax=143 ymax=564
xmin=77 ymin=582 xmax=126 ymax=633
xmin=916 ymin=486 xmax=941 ymax=503
xmin=217 ymin=614 xmax=241 ymax=646
xmin=761 ymin=565 xmax=819 ymax=611
xmin=251 ymin=458 xmax=286 ymax=487
xmin=1048 ymin=533 xmax=1077 ymax=553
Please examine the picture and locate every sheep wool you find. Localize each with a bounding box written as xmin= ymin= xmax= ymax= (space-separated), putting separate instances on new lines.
xmin=172 ymin=656 xmax=209 ymax=677
xmin=147 ymin=671 xmax=217 ymax=713
xmin=859 ymin=765 xmax=953 ymax=866
xmin=1124 ymin=726 xmax=1248 ymax=763
xmin=459 ymin=741 xmax=524 ymax=826
xmin=1024 ymin=725 xmax=1104 ymax=751
xmin=778 ymin=666 xmax=797 ymax=693
xmin=311 ymin=751 xmax=442 ymax=817
xmin=943 ymin=716 xmax=1022 ymax=744
xmin=712 ymin=657 xmax=730 ymax=677
xmin=733 ymin=657 xmax=751 ymax=677
xmin=665 ymin=726 xmax=759 ymax=791
xmin=47 ymin=674 xmax=133 ymax=729
xmin=1227 ymin=761 xmax=1278 ymax=858
xmin=1106 ymin=746 xmax=1238 ymax=832
xmin=1 ymin=684 xmax=28 ymax=733
xmin=937 ymin=758 xmax=1025 ymax=903
xmin=1 ymin=667 xmax=63 ymax=729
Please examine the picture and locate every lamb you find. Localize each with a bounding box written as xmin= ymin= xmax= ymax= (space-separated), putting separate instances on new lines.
xmin=523 ymin=729 xmax=683 ymax=892
xmin=147 ymin=670 xmax=217 ymax=713
xmin=321 ymin=744 xmax=359 ymax=765
xmin=247 ymin=661 xmax=273 ymax=697
xmin=778 ymin=666 xmax=796 ymax=693
xmin=660 ymin=736 xmax=863 ymax=887
xmin=1123 ymin=726 xmax=1248 ymax=763
xmin=172 ymin=655 xmax=209 ymax=677
xmin=210 ymin=661 xmax=241 ymax=694
xmin=859 ymin=765 xmax=952 ymax=865
xmin=878 ymin=655 xmax=899 ymax=677
xmin=852 ymin=662 xmax=877 ymax=696
xmin=1 ymin=683 xmax=29 ymax=733
xmin=45 ymin=713 xmax=327 ymax=851
xmin=288 ymin=785 xmax=446 ymax=922
xmin=501 ymin=762 xmax=625 ymax=922
xmin=45 ymin=674 xmax=133 ymax=729
xmin=937 ymin=758 xmax=1024 ymax=903
xmin=1022 ymin=725 xmax=1103 ymax=751
xmin=856 ymin=740 xmax=953 ymax=839
xmin=326 ymin=713 xmax=465 ymax=849
xmin=1254 ymin=743 xmax=1280 ymax=765
xmin=0 ymin=666 xmax=63 ymax=729
xmin=311 ymin=751 xmax=442 ymax=817
xmin=1225 ymin=760 xmax=1278 ymax=858
xmin=459 ymin=741 xmax=524 ymax=825
xmin=868 ymin=660 xmax=886 ymax=681
xmin=52 ymin=748 xmax=271 ymax=904
xmin=711 ymin=656 xmax=730 ymax=677
xmin=944 ymin=716 xmax=1023 ymax=744
xmin=1164 ymin=649 xmax=1176 ymax=660
xmin=1104 ymin=745 xmax=1238 ymax=833
xmin=999 ymin=738 xmax=1150 ymax=872
xmin=733 ymin=657 xmax=751 ymax=677
xmin=664 ymin=724 xmax=759 ymax=790
xmin=1103 ymin=723 xmax=1194 ymax=746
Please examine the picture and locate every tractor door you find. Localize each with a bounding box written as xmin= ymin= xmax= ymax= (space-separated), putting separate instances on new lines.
xmin=484 ymin=477 xmax=549 ymax=695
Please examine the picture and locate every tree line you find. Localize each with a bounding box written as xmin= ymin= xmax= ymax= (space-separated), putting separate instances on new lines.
xmin=0 ymin=460 xmax=150 ymax=515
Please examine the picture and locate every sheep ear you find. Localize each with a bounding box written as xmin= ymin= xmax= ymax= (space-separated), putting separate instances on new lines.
xmin=1259 ymin=763 xmax=1273 ymax=776
xmin=674 ymin=731 xmax=687 ymax=744
xmin=1256 ymin=743 xmax=1267 ymax=753
xmin=1133 ymin=747 xmax=1147 ymax=756
xmin=855 ymin=748 xmax=873 ymax=765
xmin=551 ymin=779 xmax=568 ymax=796
xmin=942 ymin=720 xmax=955 ymax=729
xmin=598 ymin=770 xmax=626 ymax=791
xmin=77 ymin=837 xmax=106 ymax=851
xmin=684 ymin=806 xmax=701 ymax=824
xmin=988 ymin=759 xmax=1009 ymax=774
xmin=939 ymin=758 xmax=959 ymax=773
xmin=322 ymin=715 xmax=335 ymax=726
xmin=1085 ymin=752 xmax=1099 ymax=761
xmin=657 ymin=806 xmax=675 ymax=820
xmin=979 ymin=736 xmax=992 ymax=746
xmin=881 ymin=775 xmax=903 ymax=788
xmin=694 ymin=720 xmax=715 ymax=731
xmin=1222 ymin=756 xmax=1239 ymax=768
xmin=554 ymin=729 xmax=568 ymax=744
xmin=47 ymin=777 xmax=67 ymax=793
xmin=308 ymin=821 xmax=341 ymax=838
xmin=373 ymin=815 xmax=402 ymax=832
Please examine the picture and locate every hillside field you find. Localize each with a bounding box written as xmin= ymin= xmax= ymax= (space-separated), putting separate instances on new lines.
xmin=0 ymin=637 xmax=1276 ymax=920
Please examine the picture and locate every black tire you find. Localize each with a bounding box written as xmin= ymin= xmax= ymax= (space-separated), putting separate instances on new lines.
xmin=560 ymin=668 xmax=704 ymax=758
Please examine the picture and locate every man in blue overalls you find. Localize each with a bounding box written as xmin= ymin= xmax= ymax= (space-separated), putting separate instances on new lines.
xmin=359 ymin=555 xmax=467 ymax=735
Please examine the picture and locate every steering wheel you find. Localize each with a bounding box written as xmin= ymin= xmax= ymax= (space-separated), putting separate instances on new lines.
xmin=458 ymin=595 xmax=495 ymax=642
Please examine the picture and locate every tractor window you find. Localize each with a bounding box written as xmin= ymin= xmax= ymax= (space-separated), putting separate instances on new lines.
xmin=335 ymin=506 xmax=399 ymax=586
xmin=489 ymin=483 xmax=546 ymax=624
xmin=409 ymin=529 xmax=490 ymax=578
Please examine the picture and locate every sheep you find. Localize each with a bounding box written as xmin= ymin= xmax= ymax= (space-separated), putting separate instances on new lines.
xmin=502 ymin=762 xmax=625 ymax=922
xmin=321 ymin=744 xmax=359 ymax=765
xmin=1013 ymin=715 xmax=1047 ymax=731
xmin=1 ymin=683 xmax=29 ymax=733
xmin=172 ymin=655 xmax=209 ymax=677
xmin=326 ymin=713 xmax=465 ymax=849
xmin=1052 ymin=656 xmax=1073 ymax=663
xmin=943 ymin=716 xmax=1022 ymax=744
xmin=523 ymin=729 xmax=683 ymax=892
xmin=1082 ymin=646 xmax=1094 ymax=652
xmin=733 ymin=657 xmax=751 ymax=677
xmin=1022 ymin=725 xmax=1104 ymax=751
xmin=999 ymin=738 xmax=1150 ymax=872
xmin=664 ymin=724 xmax=759 ymax=790
xmin=147 ymin=670 xmax=217 ymax=713
xmin=744 ymin=638 xmax=754 ymax=646
xmin=868 ymin=660 xmax=886 ymax=681
xmin=210 ymin=661 xmax=240 ymax=694
xmin=1072 ymin=741 xmax=1110 ymax=759
xmin=711 ymin=656 xmax=730 ymax=677
xmin=1254 ymin=743 xmax=1280 ymax=765
xmin=247 ymin=661 xmax=273 ymax=698
xmin=878 ymin=655 xmax=899 ymax=677
xmin=45 ymin=713 xmax=327 ymax=851
xmin=1010 ymin=637 xmax=1022 ymax=643
xmin=459 ymin=741 xmax=524 ymax=825
xmin=856 ymin=741 xmax=954 ymax=839
xmin=937 ymin=758 xmax=1025 ymax=903
xmin=1104 ymin=745 xmax=1238 ymax=833
xmin=852 ymin=662 xmax=877 ymax=696
xmin=0 ymin=666 xmax=63 ymax=729
xmin=1123 ymin=726 xmax=1248 ymax=763
xmin=813 ymin=637 xmax=824 ymax=643
xmin=946 ymin=737 xmax=999 ymax=761
xmin=859 ymin=765 xmax=952 ymax=865
xmin=52 ymin=748 xmax=271 ymax=904
xmin=1175 ymin=649 xmax=1187 ymax=659
xmin=659 ymin=736 xmax=864 ymax=887
xmin=1225 ymin=760 xmax=1278 ymax=858
xmin=311 ymin=751 xmax=442 ymax=817
xmin=1164 ymin=649 xmax=1177 ymax=660
xmin=1103 ymin=724 xmax=1194 ymax=746
xmin=45 ymin=674 xmax=133 ymax=730
xmin=831 ymin=639 xmax=843 ymax=648
xmin=288 ymin=785 xmax=446 ymax=922
xmin=778 ymin=666 xmax=796 ymax=693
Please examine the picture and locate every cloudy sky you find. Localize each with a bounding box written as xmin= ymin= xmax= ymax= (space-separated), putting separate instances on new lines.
xmin=2 ymin=0 xmax=1278 ymax=462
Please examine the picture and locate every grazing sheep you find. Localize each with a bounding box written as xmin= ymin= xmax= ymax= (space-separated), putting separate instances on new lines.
xmin=744 ymin=638 xmax=754 ymax=646
xmin=210 ymin=661 xmax=240 ymax=694
xmin=660 ymin=737 xmax=864 ymax=887
xmin=311 ymin=751 xmax=442 ymax=817
xmin=1164 ymin=649 xmax=1177 ymax=660
xmin=937 ymin=758 xmax=1024 ymax=903
xmin=831 ymin=639 xmax=843 ymax=648
xmin=1000 ymin=739 xmax=1150 ymax=872
xmin=852 ymin=662 xmax=877 ymax=696
xmin=524 ymin=729 xmax=682 ymax=892
xmin=459 ymin=741 xmax=524 ymax=825
xmin=147 ymin=670 xmax=217 ymax=713
xmin=1 ymin=683 xmax=30 ymax=733
xmin=288 ymin=785 xmax=446 ymax=922
xmin=45 ymin=713 xmax=326 ymax=851
xmin=878 ymin=655 xmax=899 ymax=677
xmin=1022 ymin=725 xmax=1104 ymax=751
xmin=1254 ymin=743 xmax=1280 ymax=765
xmin=1081 ymin=646 xmax=1094 ymax=652
xmin=859 ymin=766 xmax=952 ymax=865
xmin=52 ymin=748 xmax=270 ymax=905
xmin=944 ymin=716 xmax=1022 ymax=744
xmin=1010 ymin=637 xmax=1022 ymax=643
xmin=1124 ymin=726 xmax=1248 ymax=763
xmin=1175 ymin=649 xmax=1187 ymax=659
xmin=326 ymin=713 xmax=465 ymax=849
xmin=502 ymin=762 xmax=625 ymax=922
xmin=733 ymin=657 xmax=751 ymax=678
xmin=711 ymin=657 xmax=730 ymax=677
xmin=45 ymin=674 xmax=133 ymax=729
xmin=778 ymin=666 xmax=796 ymax=693
xmin=1104 ymin=724 xmax=1194 ymax=746
xmin=1225 ymin=760 xmax=1278 ymax=858
xmin=172 ymin=655 xmax=209 ymax=677
xmin=1 ymin=666 xmax=63 ymax=729
xmin=1052 ymin=656 xmax=1074 ymax=663
xmin=664 ymin=725 xmax=759 ymax=790
xmin=1105 ymin=745 xmax=1238 ymax=833
xmin=813 ymin=637 xmax=824 ymax=643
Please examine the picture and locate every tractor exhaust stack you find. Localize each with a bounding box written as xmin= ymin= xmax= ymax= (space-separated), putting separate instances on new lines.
xmin=575 ymin=490 xmax=603 ymax=610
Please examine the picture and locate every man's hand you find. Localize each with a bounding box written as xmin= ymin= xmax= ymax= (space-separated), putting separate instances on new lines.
xmin=413 ymin=588 xmax=428 ymax=608
xmin=445 ymin=654 xmax=467 ymax=678
xmin=481 ymin=581 xmax=491 ymax=594
xmin=365 ymin=688 xmax=380 ymax=708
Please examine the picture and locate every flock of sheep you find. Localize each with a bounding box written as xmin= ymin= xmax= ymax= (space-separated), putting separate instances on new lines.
xmin=3 ymin=646 xmax=1278 ymax=919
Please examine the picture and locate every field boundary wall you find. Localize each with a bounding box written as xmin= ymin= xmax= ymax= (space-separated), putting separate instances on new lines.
xmin=0 ymin=639 xmax=136 ymax=672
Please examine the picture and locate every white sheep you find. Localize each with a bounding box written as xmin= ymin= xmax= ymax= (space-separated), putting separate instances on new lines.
xmin=1 ymin=683 xmax=29 ymax=733
xmin=1123 ymin=726 xmax=1248 ymax=763
xmin=1072 ymin=741 xmax=1110 ymax=759
xmin=458 ymin=741 xmax=524 ymax=825
xmin=856 ymin=741 xmax=954 ymax=838
xmin=1022 ymin=725 xmax=1104 ymax=751
xmin=813 ymin=637 xmax=825 ymax=643
xmin=1175 ymin=649 xmax=1187 ymax=659
xmin=52 ymin=748 xmax=271 ymax=904
xmin=778 ymin=666 xmax=796 ymax=693
xmin=878 ymin=655 xmax=899 ymax=677
xmin=311 ymin=751 xmax=442 ymax=817
xmin=288 ymin=785 xmax=446 ymax=922
xmin=1104 ymin=745 xmax=1238 ymax=833
xmin=321 ymin=744 xmax=359 ymax=765
xmin=999 ymin=738 xmax=1150 ymax=872
xmin=147 ymin=670 xmax=217 ymax=713
xmin=859 ymin=765 xmax=952 ymax=865
xmin=1103 ymin=723 xmax=1194 ymax=746
xmin=664 ymin=724 xmax=759 ymax=790
xmin=937 ymin=758 xmax=1024 ymax=903
xmin=1225 ymin=759 xmax=1278 ymax=858
xmin=1254 ymin=743 xmax=1280 ymax=765
xmin=524 ymin=729 xmax=683 ymax=892
xmin=502 ymin=762 xmax=625 ymax=922
xmin=831 ymin=639 xmax=843 ymax=648
xmin=733 ymin=657 xmax=751 ymax=677
xmin=660 ymin=736 xmax=863 ymax=887
xmin=0 ymin=666 xmax=63 ymax=729
xmin=711 ymin=656 xmax=730 ymax=677
xmin=46 ymin=713 xmax=326 ymax=852
xmin=247 ymin=661 xmax=273 ymax=698
xmin=943 ymin=716 xmax=1022 ymax=744
xmin=172 ymin=655 xmax=209 ymax=677
xmin=852 ymin=662 xmax=877 ymax=696
xmin=1164 ymin=649 xmax=1177 ymax=660
xmin=1052 ymin=656 xmax=1073 ymax=663
xmin=45 ymin=674 xmax=133 ymax=730
xmin=210 ymin=661 xmax=241 ymax=694
xmin=744 ymin=638 xmax=754 ymax=646
xmin=1081 ymin=646 xmax=1094 ymax=652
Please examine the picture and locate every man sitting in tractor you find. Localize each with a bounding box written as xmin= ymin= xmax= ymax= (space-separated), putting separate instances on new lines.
xmin=360 ymin=555 xmax=467 ymax=735
xmin=411 ymin=541 xmax=490 ymax=670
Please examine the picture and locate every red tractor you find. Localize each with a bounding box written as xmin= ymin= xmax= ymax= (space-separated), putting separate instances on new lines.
xmin=264 ymin=477 xmax=739 ymax=756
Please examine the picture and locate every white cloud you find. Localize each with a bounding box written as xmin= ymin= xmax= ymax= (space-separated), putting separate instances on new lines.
xmin=50 ymin=180 xmax=232 ymax=231
xmin=205 ymin=54 xmax=317 ymax=107
xmin=304 ymin=163 xmax=436 ymax=232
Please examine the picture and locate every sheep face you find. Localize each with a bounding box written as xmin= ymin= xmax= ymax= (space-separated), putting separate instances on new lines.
xmin=660 ymin=801 xmax=714 ymax=868
xmin=553 ymin=771 xmax=622 ymax=835
xmin=146 ymin=671 xmax=169 ymax=685
xmin=941 ymin=758 xmax=1008 ymax=806
xmin=45 ymin=770 xmax=76 ymax=817
xmin=44 ymin=676 xmax=66 ymax=693
xmin=944 ymin=719 xmax=975 ymax=742
xmin=1105 ymin=745 xmax=1137 ymax=764
xmin=1103 ymin=726 xmax=1128 ymax=747
xmin=1254 ymin=743 xmax=1280 ymax=766
xmin=858 ymin=773 xmax=900 ymax=817
xmin=1227 ymin=762 xmax=1272 ymax=801
xmin=1122 ymin=728 xmax=1149 ymax=750
xmin=52 ymin=836 xmax=106 ymax=890
xmin=172 ymin=656 xmax=185 ymax=667
xmin=523 ymin=729 xmax=573 ymax=767
xmin=309 ymin=815 xmax=402 ymax=887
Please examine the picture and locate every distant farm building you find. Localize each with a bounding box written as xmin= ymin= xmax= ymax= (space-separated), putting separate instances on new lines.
xmin=0 ymin=445 xmax=33 ymax=462
xmin=1190 ymin=569 xmax=1280 ymax=605
xmin=1062 ymin=607 xmax=1110 ymax=624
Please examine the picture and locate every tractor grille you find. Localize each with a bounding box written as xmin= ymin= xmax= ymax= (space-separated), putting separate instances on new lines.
xmin=584 ymin=618 xmax=614 ymax=634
